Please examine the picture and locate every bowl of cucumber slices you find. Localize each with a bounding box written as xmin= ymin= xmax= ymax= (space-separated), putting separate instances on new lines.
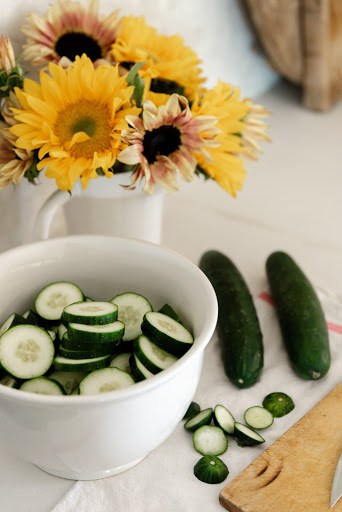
xmin=0 ymin=235 xmax=217 ymax=480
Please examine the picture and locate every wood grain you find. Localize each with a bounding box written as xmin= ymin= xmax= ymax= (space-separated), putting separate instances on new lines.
xmin=245 ymin=0 xmax=342 ymax=111
xmin=220 ymin=384 xmax=342 ymax=512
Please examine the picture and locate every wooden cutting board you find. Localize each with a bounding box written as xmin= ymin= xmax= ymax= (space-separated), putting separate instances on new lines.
xmin=220 ymin=384 xmax=342 ymax=512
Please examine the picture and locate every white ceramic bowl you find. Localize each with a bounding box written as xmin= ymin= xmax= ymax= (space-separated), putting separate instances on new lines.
xmin=0 ymin=236 xmax=217 ymax=480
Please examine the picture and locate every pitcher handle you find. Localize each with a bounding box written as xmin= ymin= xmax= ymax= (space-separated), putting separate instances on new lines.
xmin=31 ymin=189 xmax=71 ymax=242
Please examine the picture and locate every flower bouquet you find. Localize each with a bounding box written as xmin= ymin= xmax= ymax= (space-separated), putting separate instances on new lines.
xmin=0 ymin=0 xmax=270 ymax=197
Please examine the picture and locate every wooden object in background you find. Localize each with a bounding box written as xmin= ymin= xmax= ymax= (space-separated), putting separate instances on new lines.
xmin=245 ymin=0 xmax=342 ymax=111
xmin=219 ymin=384 xmax=342 ymax=512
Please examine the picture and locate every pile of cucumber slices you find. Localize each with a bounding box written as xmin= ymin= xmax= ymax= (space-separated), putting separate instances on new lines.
xmin=184 ymin=392 xmax=294 ymax=485
xmin=0 ymin=281 xmax=194 ymax=396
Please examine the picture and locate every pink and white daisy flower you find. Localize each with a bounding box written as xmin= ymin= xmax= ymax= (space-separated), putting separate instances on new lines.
xmin=118 ymin=94 xmax=220 ymax=194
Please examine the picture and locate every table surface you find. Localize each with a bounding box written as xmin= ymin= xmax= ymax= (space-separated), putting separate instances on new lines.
xmin=1 ymin=80 xmax=342 ymax=511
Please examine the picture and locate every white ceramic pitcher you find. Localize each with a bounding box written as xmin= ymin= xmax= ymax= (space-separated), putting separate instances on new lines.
xmin=32 ymin=173 xmax=165 ymax=245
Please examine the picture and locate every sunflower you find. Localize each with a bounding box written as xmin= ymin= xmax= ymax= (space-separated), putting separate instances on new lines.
xmin=0 ymin=96 xmax=35 ymax=189
xmin=111 ymin=16 xmax=204 ymax=101
xmin=191 ymin=82 xmax=252 ymax=197
xmin=117 ymin=94 xmax=219 ymax=194
xmin=240 ymin=99 xmax=271 ymax=160
xmin=11 ymin=54 xmax=139 ymax=190
xmin=21 ymin=0 xmax=119 ymax=67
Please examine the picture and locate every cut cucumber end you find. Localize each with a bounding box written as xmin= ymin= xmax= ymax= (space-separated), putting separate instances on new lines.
xmin=262 ymin=392 xmax=295 ymax=418
xmin=194 ymin=455 xmax=229 ymax=484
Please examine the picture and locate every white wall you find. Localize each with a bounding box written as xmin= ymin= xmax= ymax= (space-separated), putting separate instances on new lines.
xmin=1 ymin=0 xmax=278 ymax=97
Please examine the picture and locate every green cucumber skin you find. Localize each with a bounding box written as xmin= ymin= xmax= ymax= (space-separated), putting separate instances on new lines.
xmin=199 ymin=250 xmax=263 ymax=388
xmin=266 ymin=251 xmax=331 ymax=380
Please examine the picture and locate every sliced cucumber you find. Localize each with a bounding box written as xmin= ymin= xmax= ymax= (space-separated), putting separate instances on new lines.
xmin=48 ymin=330 xmax=57 ymax=342
xmin=20 ymin=377 xmax=65 ymax=395
xmin=61 ymin=333 xmax=114 ymax=353
xmin=184 ymin=408 xmax=213 ymax=431
xmin=141 ymin=312 xmax=193 ymax=356
xmin=54 ymin=354 xmax=111 ymax=372
xmin=35 ymin=281 xmax=84 ymax=321
xmin=133 ymin=334 xmax=178 ymax=374
xmin=62 ymin=301 xmax=118 ymax=326
xmin=234 ymin=422 xmax=265 ymax=447
xmin=129 ymin=353 xmax=154 ymax=382
xmin=79 ymin=367 xmax=135 ymax=395
xmin=193 ymin=425 xmax=228 ymax=456
xmin=194 ymin=455 xmax=229 ymax=484
xmin=183 ymin=401 xmax=201 ymax=421
xmin=68 ymin=320 xmax=125 ymax=344
xmin=262 ymin=392 xmax=295 ymax=418
xmin=0 ymin=325 xmax=55 ymax=379
xmin=22 ymin=310 xmax=39 ymax=325
xmin=213 ymin=404 xmax=235 ymax=435
xmin=0 ymin=375 xmax=21 ymax=388
xmin=158 ymin=304 xmax=182 ymax=324
xmin=109 ymin=352 xmax=131 ymax=374
xmin=0 ymin=313 xmax=27 ymax=336
xmin=244 ymin=406 xmax=274 ymax=430
xmin=48 ymin=370 xmax=87 ymax=394
xmin=58 ymin=345 xmax=111 ymax=360
xmin=58 ymin=322 xmax=68 ymax=341
xmin=111 ymin=292 xmax=152 ymax=342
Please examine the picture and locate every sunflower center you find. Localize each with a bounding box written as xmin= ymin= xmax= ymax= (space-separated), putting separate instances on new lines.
xmin=55 ymin=32 xmax=102 ymax=62
xmin=54 ymin=99 xmax=112 ymax=159
xmin=143 ymin=125 xmax=181 ymax=164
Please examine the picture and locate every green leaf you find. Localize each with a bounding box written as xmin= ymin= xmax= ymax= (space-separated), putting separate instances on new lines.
xmin=126 ymin=62 xmax=145 ymax=108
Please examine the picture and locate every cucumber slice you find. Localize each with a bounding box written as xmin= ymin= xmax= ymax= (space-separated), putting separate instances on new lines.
xmin=194 ymin=455 xmax=229 ymax=484
xmin=0 ymin=313 xmax=27 ymax=336
xmin=244 ymin=406 xmax=274 ymax=430
xmin=61 ymin=333 xmax=114 ymax=353
xmin=48 ymin=370 xmax=87 ymax=394
xmin=22 ymin=310 xmax=39 ymax=325
xmin=158 ymin=304 xmax=182 ymax=324
xmin=111 ymin=292 xmax=152 ymax=342
xmin=183 ymin=401 xmax=201 ymax=421
xmin=109 ymin=352 xmax=131 ymax=374
xmin=79 ymin=367 xmax=135 ymax=395
xmin=58 ymin=345 xmax=111 ymax=360
xmin=54 ymin=354 xmax=111 ymax=372
xmin=213 ymin=404 xmax=235 ymax=435
xmin=20 ymin=377 xmax=65 ymax=395
xmin=0 ymin=375 xmax=21 ymax=388
xmin=62 ymin=301 xmax=118 ymax=325
xmin=262 ymin=392 xmax=295 ymax=418
xmin=141 ymin=312 xmax=193 ymax=356
xmin=193 ymin=425 xmax=228 ymax=456
xmin=35 ymin=281 xmax=84 ymax=321
xmin=68 ymin=320 xmax=125 ymax=344
xmin=0 ymin=325 xmax=55 ymax=379
xmin=184 ymin=408 xmax=213 ymax=431
xmin=234 ymin=422 xmax=265 ymax=447
xmin=58 ymin=323 xmax=68 ymax=341
xmin=48 ymin=330 xmax=57 ymax=342
xmin=129 ymin=353 xmax=154 ymax=382
xmin=133 ymin=334 xmax=178 ymax=374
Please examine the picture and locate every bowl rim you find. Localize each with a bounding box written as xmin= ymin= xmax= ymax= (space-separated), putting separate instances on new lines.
xmin=0 ymin=235 xmax=218 ymax=406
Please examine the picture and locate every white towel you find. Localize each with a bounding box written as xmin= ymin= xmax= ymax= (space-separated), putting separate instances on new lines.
xmin=52 ymin=289 xmax=342 ymax=512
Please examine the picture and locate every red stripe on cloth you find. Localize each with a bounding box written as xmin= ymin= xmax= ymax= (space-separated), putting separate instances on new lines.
xmin=326 ymin=321 xmax=342 ymax=334
xmin=258 ymin=291 xmax=342 ymax=334
xmin=258 ymin=291 xmax=274 ymax=305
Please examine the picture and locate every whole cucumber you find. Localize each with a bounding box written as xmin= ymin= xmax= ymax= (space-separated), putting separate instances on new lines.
xmin=199 ymin=250 xmax=263 ymax=388
xmin=266 ymin=251 xmax=331 ymax=379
